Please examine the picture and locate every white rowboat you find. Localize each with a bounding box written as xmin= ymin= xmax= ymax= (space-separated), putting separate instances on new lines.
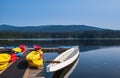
xmin=47 ymin=46 xmax=80 ymax=72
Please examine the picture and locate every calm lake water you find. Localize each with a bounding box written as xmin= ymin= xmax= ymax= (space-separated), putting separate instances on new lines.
xmin=0 ymin=39 xmax=120 ymax=78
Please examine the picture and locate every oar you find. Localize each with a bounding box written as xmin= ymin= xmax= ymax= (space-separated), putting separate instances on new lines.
xmin=43 ymin=60 xmax=61 ymax=63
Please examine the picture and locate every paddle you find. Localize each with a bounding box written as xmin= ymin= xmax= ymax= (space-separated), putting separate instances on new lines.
xmin=43 ymin=60 xmax=61 ymax=63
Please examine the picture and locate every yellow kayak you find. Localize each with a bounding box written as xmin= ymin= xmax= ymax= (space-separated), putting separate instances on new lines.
xmin=26 ymin=51 xmax=43 ymax=68
xmin=0 ymin=53 xmax=11 ymax=64
xmin=0 ymin=62 xmax=9 ymax=71
xmin=12 ymin=47 xmax=22 ymax=53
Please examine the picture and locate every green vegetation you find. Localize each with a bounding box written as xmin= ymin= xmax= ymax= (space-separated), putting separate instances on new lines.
xmin=0 ymin=30 xmax=120 ymax=38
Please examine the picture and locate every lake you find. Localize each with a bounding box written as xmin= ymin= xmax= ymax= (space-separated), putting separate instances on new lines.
xmin=0 ymin=39 xmax=120 ymax=78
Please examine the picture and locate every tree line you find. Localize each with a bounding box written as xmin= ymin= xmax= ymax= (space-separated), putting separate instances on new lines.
xmin=0 ymin=30 xmax=120 ymax=38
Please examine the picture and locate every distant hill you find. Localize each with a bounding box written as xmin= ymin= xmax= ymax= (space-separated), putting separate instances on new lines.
xmin=0 ymin=24 xmax=109 ymax=32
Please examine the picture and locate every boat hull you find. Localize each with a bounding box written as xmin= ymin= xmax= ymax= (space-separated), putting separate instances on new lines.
xmin=47 ymin=46 xmax=80 ymax=72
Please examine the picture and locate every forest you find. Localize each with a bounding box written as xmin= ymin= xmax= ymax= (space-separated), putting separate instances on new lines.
xmin=0 ymin=30 xmax=120 ymax=39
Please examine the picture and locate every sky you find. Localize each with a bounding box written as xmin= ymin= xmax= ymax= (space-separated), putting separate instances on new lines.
xmin=0 ymin=0 xmax=120 ymax=30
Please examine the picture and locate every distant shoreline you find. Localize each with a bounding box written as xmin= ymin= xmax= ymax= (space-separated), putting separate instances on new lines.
xmin=0 ymin=38 xmax=120 ymax=41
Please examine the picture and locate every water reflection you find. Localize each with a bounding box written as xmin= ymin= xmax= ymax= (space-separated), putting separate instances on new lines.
xmin=1 ymin=39 xmax=120 ymax=47
xmin=1 ymin=40 xmax=120 ymax=53
xmin=71 ymin=46 xmax=120 ymax=78
xmin=52 ymin=56 xmax=79 ymax=78
xmin=1 ymin=39 xmax=120 ymax=78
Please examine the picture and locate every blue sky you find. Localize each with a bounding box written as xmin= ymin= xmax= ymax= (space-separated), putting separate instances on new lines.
xmin=0 ymin=0 xmax=120 ymax=30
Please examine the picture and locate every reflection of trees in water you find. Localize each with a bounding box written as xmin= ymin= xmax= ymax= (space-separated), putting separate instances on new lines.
xmin=52 ymin=40 xmax=120 ymax=46
xmin=0 ymin=40 xmax=120 ymax=53
xmin=0 ymin=40 xmax=120 ymax=46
